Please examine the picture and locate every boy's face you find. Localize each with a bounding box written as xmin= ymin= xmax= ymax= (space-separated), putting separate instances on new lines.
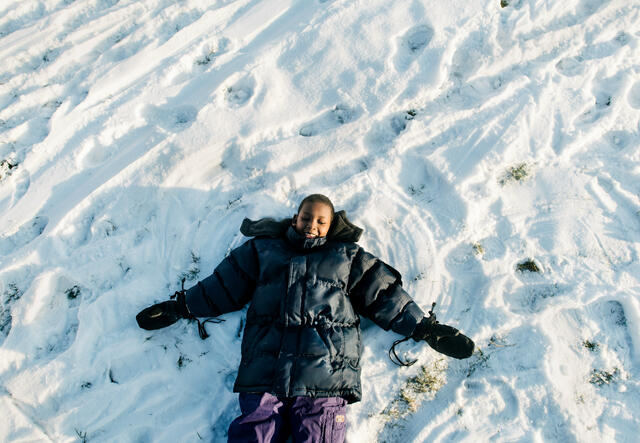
xmin=293 ymin=202 xmax=332 ymax=238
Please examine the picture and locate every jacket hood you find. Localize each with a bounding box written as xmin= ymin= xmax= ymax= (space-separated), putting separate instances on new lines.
xmin=240 ymin=210 xmax=363 ymax=242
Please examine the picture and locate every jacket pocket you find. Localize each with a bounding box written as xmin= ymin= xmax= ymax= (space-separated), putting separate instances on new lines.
xmin=322 ymin=407 xmax=347 ymax=443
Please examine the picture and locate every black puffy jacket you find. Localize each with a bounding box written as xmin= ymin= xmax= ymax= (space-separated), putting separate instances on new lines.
xmin=185 ymin=217 xmax=424 ymax=403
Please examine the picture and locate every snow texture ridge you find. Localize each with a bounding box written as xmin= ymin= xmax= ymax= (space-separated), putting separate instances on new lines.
xmin=1 ymin=0 xmax=639 ymax=441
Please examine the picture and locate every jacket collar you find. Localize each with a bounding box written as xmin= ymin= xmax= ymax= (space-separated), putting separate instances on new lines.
xmin=285 ymin=226 xmax=327 ymax=249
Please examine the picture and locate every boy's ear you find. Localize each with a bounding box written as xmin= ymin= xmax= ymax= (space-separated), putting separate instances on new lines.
xmin=291 ymin=214 xmax=297 ymax=226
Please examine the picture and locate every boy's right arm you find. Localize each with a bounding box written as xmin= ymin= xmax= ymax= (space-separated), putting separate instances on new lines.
xmin=184 ymin=239 xmax=259 ymax=317
xmin=136 ymin=239 xmax=259 ymax=331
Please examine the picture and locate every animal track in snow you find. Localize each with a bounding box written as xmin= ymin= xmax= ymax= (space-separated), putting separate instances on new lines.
xmin=299 ymin=104 xmax=358 ymax=137
xmin=394 ymin=25 xmax=434 ymax=71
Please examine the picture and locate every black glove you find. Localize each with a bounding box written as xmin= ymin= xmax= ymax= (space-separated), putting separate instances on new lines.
xmin=136 ymin=292 xmax=191 ymax=331
xmin=412 ymin=316 xmax=475 ymax=359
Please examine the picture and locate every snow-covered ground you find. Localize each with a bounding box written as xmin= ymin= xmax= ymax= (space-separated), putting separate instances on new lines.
xmin=1 ymin=0 xmax=639 ymax=441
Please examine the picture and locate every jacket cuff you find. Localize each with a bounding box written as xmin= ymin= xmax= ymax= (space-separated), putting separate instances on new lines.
xmin=184 ymin=282 xmax=211 ymax=317
xmin=389 ymin=301 xmax=424 ymax=337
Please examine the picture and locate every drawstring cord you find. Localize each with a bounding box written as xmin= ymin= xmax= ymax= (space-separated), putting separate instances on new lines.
xmin=389 ymin=336 xmax=416 ymax=367
xmin=195 ymin=317 xmax=225 ymax=340
xmin=388 ymin=302 xmax=436 ymax=367
xmin=171 ymin=278 xmax=224 ymax=340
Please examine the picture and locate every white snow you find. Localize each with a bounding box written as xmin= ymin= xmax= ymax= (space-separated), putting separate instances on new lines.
xmin=1 ymin=0 xmax=639 ymax=441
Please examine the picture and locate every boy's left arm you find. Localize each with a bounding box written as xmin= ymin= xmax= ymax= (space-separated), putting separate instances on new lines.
xmin=348 ymin=248 xmax=474 ymax=360
xmin=347 ymin=248 xmax=424 ymax=337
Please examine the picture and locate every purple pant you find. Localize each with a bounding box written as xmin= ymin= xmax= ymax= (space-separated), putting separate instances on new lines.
xmin=227 ymin=393 xmax=347 ymax=443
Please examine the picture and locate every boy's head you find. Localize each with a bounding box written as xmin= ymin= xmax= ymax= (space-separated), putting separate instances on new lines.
xmin=292 ymin=194 xmax=335 ymax=239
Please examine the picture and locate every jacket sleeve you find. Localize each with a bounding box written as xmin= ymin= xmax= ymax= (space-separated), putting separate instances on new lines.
xmin=184 ymin=239 xmax=259 ymax=317
xmin=347 ymin=247 xmax=424 ymax=337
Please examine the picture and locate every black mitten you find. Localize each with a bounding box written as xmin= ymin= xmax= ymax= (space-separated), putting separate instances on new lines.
xmin=414 ymin=319 xmax=475 ymax=359
xmin=390 ymin=307 xmax=475 ymax=366
xmin=136 ymin=293 xmax=191 ymax=331
xmin=411 ymin=315 xmax=438 ymax=341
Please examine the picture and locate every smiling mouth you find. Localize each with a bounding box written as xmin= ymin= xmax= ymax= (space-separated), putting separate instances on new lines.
xmin=304 ymin=233 xmax=317 ymax=238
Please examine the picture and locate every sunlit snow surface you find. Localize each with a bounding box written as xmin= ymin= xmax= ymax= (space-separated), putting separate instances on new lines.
xmin=1 ymin=0 xmax=639 ymax=441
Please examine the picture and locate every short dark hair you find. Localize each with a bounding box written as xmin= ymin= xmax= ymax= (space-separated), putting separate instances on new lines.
xmin=297 ymin=194 xmax=335 ymax=220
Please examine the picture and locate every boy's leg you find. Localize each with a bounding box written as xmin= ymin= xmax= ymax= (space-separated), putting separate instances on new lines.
xmin=289 ymin=397 xmax=347 ymax=443
xmin=228 ymin=393 xmax=289 ymax=443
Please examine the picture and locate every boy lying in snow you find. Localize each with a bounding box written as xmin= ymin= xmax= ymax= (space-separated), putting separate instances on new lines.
xmin=137 ymin=194 xmax=473 ymax=442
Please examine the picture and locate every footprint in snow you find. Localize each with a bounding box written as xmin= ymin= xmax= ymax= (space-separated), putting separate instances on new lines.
xmin=489 ymin=378 xmax=520 ymax=423
xmin=0 ymin=157 xmax=18 ymax=180
xmin=0 ymin=307 xmax=11 ymax=344
xmin=0 ymin=2 xmax=48 ymax=39
xmin=572 ymin=85 xmax=616 ymax=126
xmin=389 ymin=110 xmax=417 ymax=135
xmin=76 ymin=137 xmax=113 ymax=169
xmin=195 ymin=37 xmax=230 ymax=66
xmin=0 ymin=283 xmax=22 ymax=345
xmin=0 ymin=215 xmax=48 ymax=256
xmin=590 ymin=300 xmax=634 ymax=360
xmin=450 ymin=31 xmax=487 ymax=82
xmin=23 ymin=47 xmax=64 ymax=74
xmin=524 ymin=284 xmax=569 ymax=313
xmin=555 ymin=56 xmax=585 ymax=77
xmin=364 ymin=110 xmax=417 ymax=149
xmin=299 ymin=104 xmax=358 ymax=137
xmin=9 ymin=169 xmax=31 ymax=209
xmin=157 ymin=9 xmax=204 ymax=43
xmin=393 ymin=25 xmax=434 ymax=71
xmin=0 ymin=153 xmax=30 ymax=210
xmin=101 ymin=38 xmax=146 ymax=64
xmin=225 ymin=76 xmax=255 ymax=108
xmin=606 ymin=300 xmax=628 ymax=327
xmin=141 ymin=104 xmax=198 ymax=132
xmin=627 ymin=82 xmax=640 ymax=109
xmin=576 ymin=0 xmax=606 ymax=16
xmin=604 ymin=130 xmax=631 ymax=150
xmin=17 ymin=276 xmax=83 ymax=364
xmin=86 ymin=22 xmax=143 ymax=64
